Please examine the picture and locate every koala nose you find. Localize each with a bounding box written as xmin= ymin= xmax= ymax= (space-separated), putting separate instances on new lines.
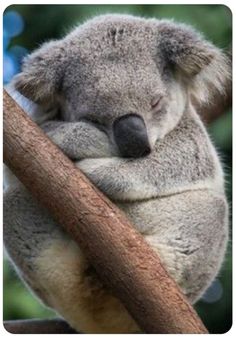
xmin=113 ymin=114 xmax=151 ymax=158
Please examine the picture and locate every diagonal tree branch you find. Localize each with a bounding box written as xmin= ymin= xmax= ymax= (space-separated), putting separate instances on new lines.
xmin=4 ymin=319 xmax=78 ymax=334
xmin=3 ymin=89 xmax=208 ymax=334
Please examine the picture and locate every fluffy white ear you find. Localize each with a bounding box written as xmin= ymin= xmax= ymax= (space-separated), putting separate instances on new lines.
xmin=13 ymin=40 xmax=66 ymax=104
xmin=157 ymin=20 xmax=231 ymax=104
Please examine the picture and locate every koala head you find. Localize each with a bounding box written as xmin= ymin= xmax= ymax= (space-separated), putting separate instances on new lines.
xmin=14 ymin=14 xmax=230 ymax=158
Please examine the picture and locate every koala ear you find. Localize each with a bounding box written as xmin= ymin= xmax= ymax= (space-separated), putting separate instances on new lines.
xmin=157 ymin=21 xmax=231 ymax=103
xmin=13 ymin=40 xmax=66 ymax=104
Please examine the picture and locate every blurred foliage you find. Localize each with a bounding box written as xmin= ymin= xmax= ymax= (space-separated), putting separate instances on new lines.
xmin=3 ymin=4 xmax=232 ymax=334
xmin=3 ymin=259 xmax=55 ymax=320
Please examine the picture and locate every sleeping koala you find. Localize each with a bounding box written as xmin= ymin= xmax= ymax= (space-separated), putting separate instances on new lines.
xmin=4 ymin=14 xmax=230 ymax=333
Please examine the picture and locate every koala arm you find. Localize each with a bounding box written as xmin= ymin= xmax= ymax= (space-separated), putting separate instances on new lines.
xmin=77 ymin=152 xmax=215 ymax=202
xmin=41 ymin=120 xmax=115 ymax=160
xmin=77 ymin=129 xmax=217 ymax=202
xmin=77 ymin=156 xmax=163 ymax=201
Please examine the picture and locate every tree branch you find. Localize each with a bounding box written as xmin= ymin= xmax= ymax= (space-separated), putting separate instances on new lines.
xmin=4 ymin=319 xmax=77 ymax=334
xmin=3 ymin=89 xmax=208 ymax=334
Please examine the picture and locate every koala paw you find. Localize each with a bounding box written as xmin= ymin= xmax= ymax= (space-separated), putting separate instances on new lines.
xmin=76 ymin=158 xmax=128 ymax=199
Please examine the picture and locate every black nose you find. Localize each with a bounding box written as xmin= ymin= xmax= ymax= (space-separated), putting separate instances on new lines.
xmin=113 ymin=114 xmax=151 ymax=158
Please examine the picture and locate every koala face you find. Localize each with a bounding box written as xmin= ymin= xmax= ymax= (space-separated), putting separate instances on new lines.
xmin=53 ymin=16 xmax=188 ymax=153
xmin=14 ymin=14 xmax=229 ymax=158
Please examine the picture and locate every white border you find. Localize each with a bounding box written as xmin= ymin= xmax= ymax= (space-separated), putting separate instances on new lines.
xmin=0 ymin=1 xmax=234 ymax=337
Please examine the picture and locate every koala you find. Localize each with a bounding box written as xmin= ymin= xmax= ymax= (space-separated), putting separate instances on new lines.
xmin=4 ymin=14 xmax=230 ymax=333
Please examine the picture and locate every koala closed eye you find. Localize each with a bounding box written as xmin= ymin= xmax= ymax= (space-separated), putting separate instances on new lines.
xmin=150 ymin=95 xmax=166 ymax=113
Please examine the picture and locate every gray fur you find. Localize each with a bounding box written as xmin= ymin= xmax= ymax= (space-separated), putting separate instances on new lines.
xmin=4 ymin=14 xmax=229 ymax=333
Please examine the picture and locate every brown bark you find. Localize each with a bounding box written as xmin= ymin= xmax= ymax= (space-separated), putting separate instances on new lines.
xmin=3 ymin=89 xmax=208 ymax=334
xmin=4 ymin=319 xmax=77 ymax=334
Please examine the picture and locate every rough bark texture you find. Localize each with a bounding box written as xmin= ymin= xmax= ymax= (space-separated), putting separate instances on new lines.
xmin=4 ymin=319 xmax=77 ymax=334
xmin=3 ymin=90 xmax=208 ymax=334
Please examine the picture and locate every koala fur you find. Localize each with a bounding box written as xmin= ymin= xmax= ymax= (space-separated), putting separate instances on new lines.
xmin=4 ymin=14 xmax=230 ymax=333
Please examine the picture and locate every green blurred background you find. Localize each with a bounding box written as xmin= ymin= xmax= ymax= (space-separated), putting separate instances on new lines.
xmin=3 ymin=4 xmax=232 ymax=333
